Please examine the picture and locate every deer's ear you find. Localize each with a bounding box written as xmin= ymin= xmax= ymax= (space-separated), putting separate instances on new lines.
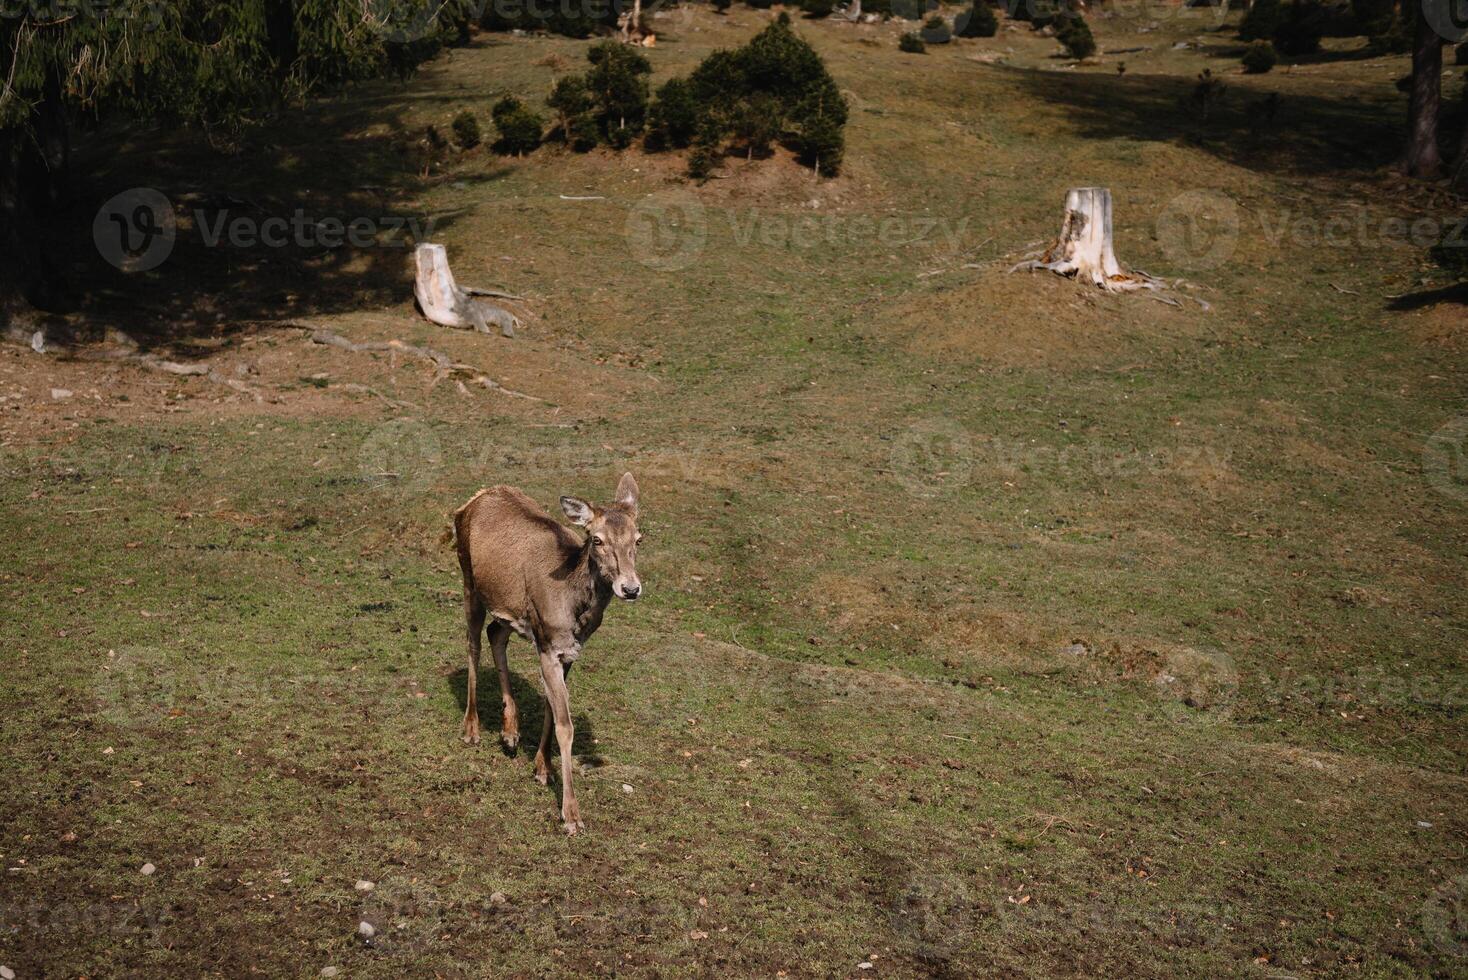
xmin=615 ymin=472 xmax=639 ymax=516
xmin=560 ymin=496 xmax=595 ymax=527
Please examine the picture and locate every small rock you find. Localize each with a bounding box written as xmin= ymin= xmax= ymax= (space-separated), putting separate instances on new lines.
xmin=1417 ymin=820 xmax=1434 ymax=828
xmin=1 ymin=965 xmax=15 ymax=980
xmin=354 ymin=879 xmax=375 ymax=893
xmin=320 ymin=969 xmax=340 ymax=978
xmin=358 ymin=920 xmax=376 ymax=939
xmin=51 ymin=388 xmax=73 ymax=400
xmin=140 ymin=863 xmax=156 ymax=876
xmin=490 ymin=891 xmax=508 ymax=906
xmin=621 ymin=783 xmax=634 ymax=794
xmin=859 ymin=963 xmax=874 ymax=971
xmin=30 ymin=330 xmax=45 ymax=353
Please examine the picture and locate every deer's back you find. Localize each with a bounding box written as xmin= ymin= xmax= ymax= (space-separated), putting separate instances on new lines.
xmin=455 ymin=486 xmax=581 ymax=624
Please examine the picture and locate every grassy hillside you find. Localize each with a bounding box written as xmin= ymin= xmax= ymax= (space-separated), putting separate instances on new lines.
xmin=1 ymin=4 xmax=1465 ymax=976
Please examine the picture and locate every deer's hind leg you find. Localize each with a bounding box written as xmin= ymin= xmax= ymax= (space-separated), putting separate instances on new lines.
xmin=462 ymin=592 xmax=487 ymax=745
xmin=488 ymin=620 xmax=518 ymax=752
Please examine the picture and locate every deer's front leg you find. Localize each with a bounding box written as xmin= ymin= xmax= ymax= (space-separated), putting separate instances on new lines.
xmin=538 ymin=644 xmax=582 ymax=834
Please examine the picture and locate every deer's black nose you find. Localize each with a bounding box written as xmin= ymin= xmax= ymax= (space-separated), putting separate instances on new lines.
xmin=623 ymin=584 xmax=641 ymax=599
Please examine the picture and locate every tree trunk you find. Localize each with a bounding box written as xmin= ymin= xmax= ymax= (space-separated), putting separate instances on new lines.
xmin=1402 ymin=10 xmax=1443 ymax=177
xmin=1010 ymin=187 xmax=1160 ymax=291
xmin=265 ymin=0 xmax=299 ymax=85
xmin=413 ymin=243 xmax=519 ymax=338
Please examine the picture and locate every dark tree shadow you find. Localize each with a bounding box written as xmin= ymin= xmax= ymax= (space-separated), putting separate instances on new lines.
xmin=1005 ymin=62 xmax=1402 ymax=176
xmin=1386 ymin=282 xmax=1468 ymax=309
xmin=14 ymin=45 xmax=518 ymax=357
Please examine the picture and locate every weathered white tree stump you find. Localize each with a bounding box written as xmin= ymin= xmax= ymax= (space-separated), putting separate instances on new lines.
xmin=413 ymin=243 xmax=519 ymax=338
xmin=1010 ymin=187 xmax=1163 ymax=293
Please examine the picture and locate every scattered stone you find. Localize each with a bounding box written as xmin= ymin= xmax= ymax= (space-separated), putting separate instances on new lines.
xmin=490 ymin=891 xmax=508 ymax=906
xmin=354 ymin=879 xmax=375 ymax=893
xmin=1417 ymin=820 xmax=1434 ymax=828
xmin=1060 ymin=641 xmax=1092 ymax=657
xmin=358 ymin=920 xmax=376 ymax=939
xmin=140 ymin=863 xmax=156 ymax=876
xmin=621 ymin=783 xmax=634 ymax=794
xmin=1 ymin=965 xmax=15 ymax=979
xmin=859 ymin=963 xmax=874 ymax=971
xmin=51 ymin=388 xmax=73 ymax=400
xmin=320 ymin=968 xmax=340 ymax=978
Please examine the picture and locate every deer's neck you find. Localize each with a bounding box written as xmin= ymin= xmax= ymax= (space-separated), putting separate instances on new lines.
xmin=570 ymin=542 xmax=613 ymax=638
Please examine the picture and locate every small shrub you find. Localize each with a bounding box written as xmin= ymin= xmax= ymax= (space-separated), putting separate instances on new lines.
xmin=1349 ymin=0 xmax=1394 ymax=35
xmin=687 ymin=119 xmax=723 ymax=179
xmin=1241 ymin=39 xmax=1277 ymax=72
xmin=956 ymin=1 xmax=999 ymax=36
xmin=1273 ymin=0 xmax=1324 ymax=54
xmin=1238 ymin=0 xmax=1281 ymax=40
xmin=732 ymin=93 xmax=782 ymax=158
xmin=491 ymin=96 xmax=544 ymax=156
xmin=713 ymin=0 xmax=733 ymax=11
xmin=586 ymin=40 xmax=653 ymax=144
xmin=1431 ymin=223 xmax=1468 ymax=278
xmin=899 ymin=31 xmax=927 ymax=51
xmin=1457 ymin=42 xmax=1468 ymax=66
xmin=1190 ymin=68 xmax=1226 ymax=120
xmin=890 ymin=0 xmax=936 ymax=18
xmin=548 ymin=75 xmax=597 ymax=150
xmin=804 ymin=0 xmax=836 ymax=16
xmin=646 ymin=78 xmax=703 ymax=151
xmin=1056 ymin=13 xmax=1095 ymax=58
xmin=451 ymin=110 xmax=481 ymax=149
xmin=1024 ymin=0 xmax=1067 ymax=28
xmin=922 ymin=14 xmax=954 ymax=42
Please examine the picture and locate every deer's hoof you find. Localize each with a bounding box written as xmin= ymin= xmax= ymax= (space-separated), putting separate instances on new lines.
xmin=501 ymin=731 xmax=519 ymax=753
xmin=562 ymin=819 xmax=584 ymax=836
xmin=534 ymin=769 xmax=550 ymax=786
xmin=462 ymin=730 xmax=480 ymax=746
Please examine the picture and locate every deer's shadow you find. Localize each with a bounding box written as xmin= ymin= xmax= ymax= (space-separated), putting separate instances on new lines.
xmin=446 ymin=664 xmax=605 ymax=778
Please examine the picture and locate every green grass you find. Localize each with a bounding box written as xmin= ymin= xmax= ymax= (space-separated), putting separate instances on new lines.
xmin=2 ymin=4 xmax=1466 ymax=977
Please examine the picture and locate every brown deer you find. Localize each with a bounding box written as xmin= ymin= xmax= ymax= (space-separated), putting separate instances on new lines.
xmin=451 ymin=473 xmax=642 ymax=835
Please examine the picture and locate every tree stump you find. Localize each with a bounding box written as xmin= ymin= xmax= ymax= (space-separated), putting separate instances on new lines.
xmin=413 ymin=243 xmax=519 ymax=338
xmin=1010 ymin=187 xmax=1162 ymax=293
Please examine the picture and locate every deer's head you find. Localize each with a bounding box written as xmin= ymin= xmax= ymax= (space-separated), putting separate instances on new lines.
xmin=561 ymin=472 xmax=643 ymax=601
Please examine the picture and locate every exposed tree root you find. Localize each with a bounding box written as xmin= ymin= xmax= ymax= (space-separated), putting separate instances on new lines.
xmin=305 ymin=328 xmax=546 ymax=402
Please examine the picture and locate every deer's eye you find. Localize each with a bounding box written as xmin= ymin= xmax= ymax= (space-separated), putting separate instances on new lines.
xmin=635 ymin=534 xmax=643 ymax=544
xmin=592 ymin=535 xmax=605 ymax=546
